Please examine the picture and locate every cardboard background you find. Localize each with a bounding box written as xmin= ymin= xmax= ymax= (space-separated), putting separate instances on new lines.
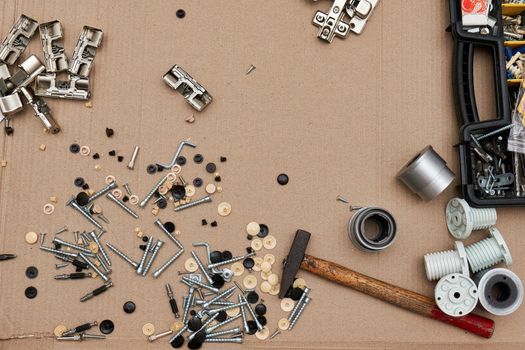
xmin=0 ymin=0 xmax=523 ymax=349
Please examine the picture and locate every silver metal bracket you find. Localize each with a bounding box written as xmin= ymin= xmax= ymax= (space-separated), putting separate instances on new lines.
xmin=163 ymin=65 xmax=213 ymax=111
xmin=39 ymin=20 xmax=68 ymax=73
xmin=20 ymin=86 xmax=60 ymax=134
xmin=35 ymin=73 xmax=90 ymax=100
xmin=69 ymin=26 xmax=103 ymax=77
xmin=312 ymin=0 xmax=351 ymax=43
xmin=0 ymin=14 xmax=39 ymax=65
xmin=10 ymin=55 xmax=46 ymax=94
xmin=345 ymin=0 xmax=379 ymax=34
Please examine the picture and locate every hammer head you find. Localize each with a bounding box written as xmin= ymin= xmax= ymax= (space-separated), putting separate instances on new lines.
xmin=279 ymin=229 xmax=311 ymax=298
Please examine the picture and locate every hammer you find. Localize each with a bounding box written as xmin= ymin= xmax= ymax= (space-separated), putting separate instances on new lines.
xmin=279 ymin=230 xmax=495 ymax=338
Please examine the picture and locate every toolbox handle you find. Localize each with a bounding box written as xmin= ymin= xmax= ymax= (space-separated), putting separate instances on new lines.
xmin=453 ymin=39 xmax=510 ymax=126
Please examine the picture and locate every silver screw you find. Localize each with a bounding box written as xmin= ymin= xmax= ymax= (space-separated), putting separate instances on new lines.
xmin=40 ymin=245 xmax=79 ymax=258
xmin=188 ymin=313 xmax=219 ymax=340
xmin=202 ymin=286 xmax=236 ymax=309
xmin=140 ymin=173 xmax=170 ymax=207
xmin=39 ymin=232 xmax=46 ymax=246
xmin=336 ymin=195 xmax=349 ymax=204
xmin=97 ymin=213 xmax=110 ymax=224
xmin=288 ymin=287 xmax=309 ymax=321
xmin=106 ymin=193 xmax=139 ymax=218
xmin=55 ymin=225 xmax=68 ymax=234
xmin=206 ymin=299 xmax=247 ymax=316
xmin=95 ymin=255 xmax=110 ymax=273
xmin=136 ymin=236 xmax=153 ymax=275
xmin=123 ymin=183 xmax=132 ymax=195
xmin=181 ymin=289 xmax=194 ymax=325
xmin=196 ymin=300 xmax=235 ymax=306
xmin=56 ymin=335 xmax=81 ymax=341
xmin=66 ymin=196 xmax=103 ymax=230
xmin=181 ymin=276 xmax=220 ymax=293
xmin=55 ymin=262 xmax=69 ymax=269
xmin=81 ymin=333 xmax=107 ymax=340
xmin=152 ymin=249 xmax=185 ymax=278
xmin=270 ymin=329 xmax=281 ymax=339
xmin=155 ymin=219 xmax=183 ymax=249
xmin=207 ymin=252 xmax=255 ymax=269
xmin=204 ymin=337 xmax=243 ymax=344
xmin=143 ymin=240 xmax=164 ymax=276
xmin=168 ymin=325 xmax=188 ymax=344
xmin=156 ymin=140 xmax=196 ymax=169
xmin=87 ymin=181 xmax=117 ymax=204
xmin=52 ymin=237 xmax=92 ymax=254
xmin=206 ymin=314 xmax=242 ymax=333
xmin=240 ymin=294 xmax=263 ymax=331
xmin=191 ymin=250 xmax=214 ymax=285
xmin=79 ymin=252 xmax=110 ymax=282
xmin=246 ymin=64 xmax=256 ymax=75
xmin=206 ymin=327 xmax=241 ymax=339
xmin=288 ymin=297 xmax=311 ymax=330
xmin=238 ymin=294 xmax=250 ymax=333
xmin=127 ymin=146 xmax=140 ymax=170
xmin=174 ymin=196 xmax=212 ymax=212
xmin=106 ymin=243 xmax=138 ymax=269
xmin=148 ymin=329 xmax=172 ymax=342
xmin=89 ymin=231 xmax=111 ymax=266
xmin=476 ymin=124 xmax=514 ymax=141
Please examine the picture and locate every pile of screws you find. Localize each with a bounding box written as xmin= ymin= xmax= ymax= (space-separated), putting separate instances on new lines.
xmin=506 ymin=46 xmax=525 ymax=79
xmin=504 ymin=14 xmax=525 ymax=41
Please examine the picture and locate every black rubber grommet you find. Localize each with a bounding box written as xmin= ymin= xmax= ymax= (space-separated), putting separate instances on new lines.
xmin=205 ymin=163 xmax=216 ymax=173
xmin=255 ymin=303 xmax=267 ymax=316
xmin=164 ymin=221 xmax=175 ymax=233
xmin=25 ymin=266 xmax=38 ymax=279
xmin=221 ymin=251 xmax=233 ymax=261
xmin=187 ymin=317 xmax=202 ymax=332
xmin=176 ymin=156 xmax=186 ymax=166
xmin=171 ymin=185 xmax=186 ymax=201
xmin=277 ymin=173 xmax=289 ymax=185
xmin=74 ymin=177 xmax=85 ymax=187
xmin=123 ymin=301 xmax=136 ymax=314
xmin=176 ymin=9 xmax=186 ymax=18
xmin=157 ymin=198 xmax=168 ymax=209
xmin=211 ymin=274 xmax=225 ymax=289
xmin=257 ymin=315 xmax=267 ymax=327
xmin=146 ymin=164 xmax=157 ymax=174
xmin=193 ymin=154 xmax=203 ymax=164
xmin=193 ymin=178 xmax=203 ymax=187
xmin=25 ymin=286 xmax=37 ymax=299
xmin=76 ymin=192 xmax=90 ymax=206
xmin=257 ymin=224 xmax=269 ymax=238
xmin=243 ymin=258 xmax=255 ymax=269
xmin=99 ymin=319 xmax=114 ymax=334
xmin=246 ymin=291 xmax=259 ymax=304
xmin=290 ymin=287 xmax=304 ymax=301
xmin=210 ymin=251 xmax=222 ymax=263
xmin=69 ymin=143 xmax=80 ymax=153
xmin=170 ymin=335 xmax=185 ymax=348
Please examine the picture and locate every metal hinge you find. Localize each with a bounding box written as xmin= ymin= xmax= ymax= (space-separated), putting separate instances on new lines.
xmin=163 ymin=65 xmax=213 ymax=111
xmin=35 ymin=73 xmax=90 ymax=100
xmin=69 ymin=26 xmax=103 ymax=78
xmin=312 ymin=0 xmax=379 ymax=43
xmin=39 ymin=20 xmax=68 ymax=73
xmin=0 ymin=14 xmax=39 ymax=65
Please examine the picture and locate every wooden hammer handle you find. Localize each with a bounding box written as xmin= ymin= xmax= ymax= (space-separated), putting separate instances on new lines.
xmin=301 ymin=254 xmax=494 ymax=338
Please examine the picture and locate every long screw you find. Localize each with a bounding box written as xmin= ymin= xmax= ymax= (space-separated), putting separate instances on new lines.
xmin=168 ymin=325 xmax=188 ymax=344
xmin=206 ymin=314 xmax=242 ymax=333
xmin=174 ymin=196 xmax=212 ymax=212
xmin=288 ymin=287 xmax=309 ymax=321
xmin=136 ymin=236 xmax=153 ymax=275
xmin=207 ymin=252 xmax=255 ymax=269
xmin=476 ymin=124 xmax=514 ymax=141
xmin=143 ymin=240 xmax=164 ymax=276
xmin=181 ymin=277 xmax=219 ymax=293
xmin=66 ymin=196 xmax=103 ymax=229
xmin=52 ymin=237 xmax=92 ymax=254
xmin=140 ymin=173 xmax=170 ymax=208
xmin=206 ymin=327 xmax=241 ymax=339
xmin=188 ymin=313 xmax=218 ymax=340
xmin=204 ymin=337 xmax=243 ymax=344
xmin=238 ymin=294 xmax=249 ymax=333
xmin=155 ymin=219 xmax=183 ymax=249
xmin=106 ymin=193 xmax=138 ymax=218
xmin=202 ymin=286 xmax=236 ymax=309
xmin=87 ymin=181 xmax=117 ymax=204
xmin=40 ymin=245 xmax=79 ymax=258
xmin=152 ymin=249 xmax=185 ymax=278
xmin=89 ymin=231 xmax=111 ymax=266
xmin=106 ymin=243 xmax=138 ymax=268
xmin=240 ymin=294 xmax=263 ymax=331
xmin=95 ymin=255 xmax=110 ymax=273
xmin=79 ymin=252 xmax=109 ymax=282
xmin=191 ymin=250 xmax=214 ymax=285
xmin=288 ymin=297 xmax=311 ymax=330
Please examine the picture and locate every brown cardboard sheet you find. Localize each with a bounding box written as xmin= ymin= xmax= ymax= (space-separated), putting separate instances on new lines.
xmin=0 ymin=0 xmax=524 ymax=349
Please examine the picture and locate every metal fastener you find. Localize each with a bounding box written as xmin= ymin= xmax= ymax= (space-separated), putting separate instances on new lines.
xmin=87 ymin=181 xmax=117 ymax=204
xmin=240 ymin=294 xmax=263 ymax=331
xmin=181 ymin=277 xmax=220 ymax=293
xmin=66 ymin=196 xmax=103 ymax=230
xmin=52 ymin=237 xmax=92 ymax=254
xmin=140 ymin=173 xmax=171 ymax=208
xmin=79 ymin=252 xmax=109 ymax=282
xmin=142 ymin=240 xmax=164 ymax=276
xmin=207 ymin=252 xmax=255 ymax=269
xmin=204 ymin=337 xmax=243 ymax=344
xmin=136 ymin=236 xmax=153 ymax=275
xmin=191 ymin=250 xmax=214 ymax=285
xmin=206 ymin=314 xmax=242 ymax=333
xmin=106 ymin=192 xmax=139 ymax=218
xmin=123 ymin=183 xmax=132 ymax=195
xmin=106 ymin=243 xmax=138 ymax=269
xmin=127 ymin=146 xmax=140 ymax=170
xmin=206 ymin=327 xmax=241 ymax=339
xmin=55 ymin=225 xmax=68 ymax=234
xmin=40 ymin=245 xmax=79 ymax=258
xmin=148 ymin=329 xmax=172 ymax=342
xmin=288 ymin=297 xmax=311 ymax=330
xmin=288 ymin=288 xmax=309 ymax=321
xmin=89 ymin=231 xmax=111 ymax=266
xmin=152 ymin=249 xmax=185 ymax=278
xmin=155 ymin=219 xmax=183 ymax=249
xmin=174 ymin=196 xmax=212 ymax=212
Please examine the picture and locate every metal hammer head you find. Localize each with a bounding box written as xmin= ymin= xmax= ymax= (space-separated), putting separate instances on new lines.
xmin=279 ymin=229 xmax=311 ymax=298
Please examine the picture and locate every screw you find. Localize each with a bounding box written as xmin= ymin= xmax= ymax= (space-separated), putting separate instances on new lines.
xmin=106 ymin=243 xmax=138 ymax=269
xmin=152 ymin=249 xmax=185 ymax=278
xmin=127 ymin=146 xmax=140 ymax=170
xmin=233 ymin=281 xmax=246 ymax=294
xmin=181 ymin=289 xmax=194 ymax=325
xmin=89 ymin=231 xmax=111 ymax=266
xmin=188 ymin=313 xmax=219 ymax=340
xmin=168 ymin=325 xmax=188 ymax=344
xmin=80 ymin=281 xmax=114 ymax=302
xmin=269 ymin=329 xmax=281 ymax=339
xmin=206 ymin=327 xmax=241 ymax=339
xmin=55 ymin=262 xmax=69 ymax=269
xmin=81 ymin=333 xmax=106 ymax=340
xmin=204 ymin=337 xmax=243 ymax=344
xmin=39 ymin=232 xmax=46 ymax=246
xmin=240 ymin=294 xmax=263 ymax=331
xmin=181 ymin=276 xmax=220 ymax=293
xmin=97 ymin=213 xmax=110 ymax=224
xmin=206 ymin=314 xmax=242 ymax=333
xmin=174 ymin=196 xmax=212 ymax=212
xmin=336 ymin=195 xmax=349 ymax=204
xmin=166 ymin=283 xmax=180 ymax=318
xmin=106 ymin=193 xmax=139 ymax=218
xmin=52 ymin=237 xmax=92 ymax=254
xmin=136 ymin=236 xmax=153 ymax=275
xmin=206 ymin=299 xmax=247 ymax=316
xmin=288 ymin=287 xmax=310 ymax=321
xmin=288 ymin=296 xmax=311 ymax=330
xmin=191 ymin=250 xmax=214 ymax=285
xmin=246 ymin=64 xmax=256 ymax=75
xmin=148 ymin=329 xmax=172 ymax=342
xmin=55 ymin=225 xmax=68 ymax=234
xmin=123 ymin=183 xmax=132 ymax=195
xmin=87 ymin=181 xmax=117 ymax=204
xmin=207 ymin=252 xmax=255 ymax=269
xmin=156 ymin=140 xmax=196 ymax=169
xmin=202 ymin=286 xmax=236 ymax=309
xmin=143 ymin=240 xmax=164 ymax=276
xmin=140 ymin=173 xmax=170 ymax=208
xmin=40 ymin=245 xmax=79 ymax=258
xmin=238 ymin=294 xmax=249 ymax=333
xmin=66 ymin=196 xmax=103 ymax=230
xmin=350 ymin=206 xmax=363 ymax=211
xmin=79 ymin=252 xmax=109 ymax=282
xmin=95 ymin=254 xmax=110 ymax=273
xmin=476 ymin=124 xmax=514 ymax=141
xmin=178 ymin=175 xmax=187 ymax=186
xmin=155 ymin=219 xmax=184 ymax=249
